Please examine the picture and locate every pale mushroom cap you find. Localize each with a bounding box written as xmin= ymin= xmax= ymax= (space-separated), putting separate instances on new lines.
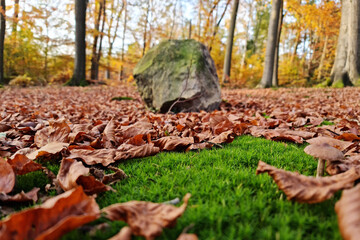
xmin=304 ymin=143 xmax=344 ymax=161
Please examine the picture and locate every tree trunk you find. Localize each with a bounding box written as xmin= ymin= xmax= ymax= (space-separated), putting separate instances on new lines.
xmin=331 ymin=0 xmax=360 ymax=87
xmin=222 ymin=0 xmax=239 ymax=83
xmin=0 ymin=0 xmax=5 ymax=85
xmin=317 ymin=35 xmax=329 ymax=81
xmin=70 ymin=0 xmax=88 ymax=86
xmin=272 ymin=0 xmax=284 ymax=87
xmin=90 ymin=0 xmax=104 ymax=80
xmin=95 ymin=0 xmax=106 ymax=80
xmin=12 ymin=0 xmax=19 ymax=35
xmin=258 ymin=0 xmax=282 ymax=88
xmin=142 ymin=0 xmax=150 ymax=57
xmin=119 ymin=0 xmax=128 ymax=81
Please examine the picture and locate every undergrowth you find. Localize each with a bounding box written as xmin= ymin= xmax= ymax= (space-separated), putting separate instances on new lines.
xmin=15 ymin=136 xmax=340 ymax=240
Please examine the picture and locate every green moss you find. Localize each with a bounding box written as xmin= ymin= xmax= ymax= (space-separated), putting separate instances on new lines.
xmin=60 ymin=136 xmax=339 ymax=240
xmin=331 ymin=81 xmax=344 ymax=88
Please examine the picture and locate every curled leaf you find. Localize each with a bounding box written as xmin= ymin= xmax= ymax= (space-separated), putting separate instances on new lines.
xmin=76 ymin=175 xmax=113 ymax=195
xmin=0 ymin=187 xmax=100 ymax=240
xmin=69 ymin=148 xmax=116 ymax=166
xmin=0 ymin=188 xmax=39 ymax=203
xmin=153 ymin=136 xmax=194 ymax=151
xmin=103 ymin=193 xmax=191 ymax=240
xmin=335 ymin=184 xmax=360 ymax=240
xmin=7 ymin=154 xmax=42 ymax=175
xmin=34 ymin=118 xmax=71 ymax=148
xmin=26 ymin=142 xmax=69 ymax=161
xmin=115 ymin=144 xmax=160 ymax=162
xmin=0 ymin=159 xmax=15 ymax=194
xmin=57 ymin=158 xmax=89 ymax=191
xmin=256 ymin=161 xmax=360 ymax=203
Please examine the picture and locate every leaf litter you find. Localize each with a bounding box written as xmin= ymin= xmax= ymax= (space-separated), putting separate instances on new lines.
xmin=2 ymin=86 xmax=360 ymax=238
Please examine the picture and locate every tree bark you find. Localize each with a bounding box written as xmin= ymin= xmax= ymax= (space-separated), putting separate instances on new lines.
xmin=222 ymin=0 xmax=239 ymax=83
xmin=70 ymin=0 xmax=88 ymax=86
xmin=119 ymin=0 xmax=127 ymax=81
xmin=272 ymin=0 xmax=284 ymax=87
xmin=331 ymin=0 xmax=360 ymax=87
xmin=257 ymin=0 xmax=282 ymax=88
xmin=94 ymin=0 xmax=106 ymax=80
xmin=317 ymin=35 xmax=329 ymax=81
xmin=142 ymin=0 xmax=150 ymax=57
xmin=0 ymin=0 xmax=5 ymax=85
xmin=90 ymin=0 xmax=104 ymax=80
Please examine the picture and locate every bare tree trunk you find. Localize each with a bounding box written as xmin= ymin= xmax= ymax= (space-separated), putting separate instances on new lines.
xmin=95 ymin=0 xmax=106 ymax=80
xmin=142 ymin=0 xmax=150 ymax=57
xmin=90 ymin=0 xmax=104 ymax=80
xmin=222 ymin=0 xmax=239 ymax=83
xmin=70 ymin=0 xmax=88 ymax=86
xmin=119 ymin=0 xmax=128 ymax=81
xmin=0 ymin=0 xmax=5 ymax=85
xmin=257 ymin=0 xmax=282 ymax=88
xmin=208 ymin=0 xmax=231 ymax=53
xmin=331 ymin=0 xmax=360 ymax=86
xmin=317 ymin=35 xmax=329 ymax=81
xmin=188 ymin=20 xmax=192 ymax=39
xmin=272 ymin=0 xmax=284 ymax=87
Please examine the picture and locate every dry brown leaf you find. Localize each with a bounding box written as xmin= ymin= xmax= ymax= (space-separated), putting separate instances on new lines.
xmin=109 ymin=226 xmax=132 ymax=240
xmin=7 ymin=154 xmax=42 ymax=175
xmin=177 ymin=233 xmax=199 ymax=240
xmin=76 ymin=175 xmax=113 ymax=195
xmin=103 ymin=193 xmax=191 ymax=240
xmin=210 ymin=130 xmax=235 ymax=144
xmin=335 ymin=133 xmax=360 ymax=142
xmin=57 ymin=158 xmax=89 ymax=191
xmin=335 ymin=183 xmax=360 ymax=240
xmin=102 ymin=167 xmax=128 ymax=185
xmin=256 ymin=161 xmax=360 ymax=203
xmin=0 ymin=188 xmax=39 ymax=203
xmin=0 ymin=159 xmax=15 ymax=194
xmin=326 ymin=156 xmax=360 ymax=175
xmin=26 ymin=142 xmax=69 ymax=161
xmin=0 ymin=187 xmax=100 ymax=240
xmin=115 ymin=144 xmax=160 ymax=162
xmin=34 ymin=118 xmax=71 ymax=148
xmin=102 ymin=119 xmax=117 ymax=148
xmin=153 ymin=136 xmax=194 ymax=151
xmin=69 ymin=148 xmax=116 ymax=166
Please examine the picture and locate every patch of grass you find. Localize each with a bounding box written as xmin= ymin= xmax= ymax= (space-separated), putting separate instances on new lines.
xmin=110 ymin=96 xmax=134 ymax=101
xmin=14 ymin=136 xmax=340 ymax=239
xmin=319 ymin=120 xmax=335 ymax=126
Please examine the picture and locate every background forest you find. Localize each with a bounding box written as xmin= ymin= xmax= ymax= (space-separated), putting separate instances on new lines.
xmin=0 ymin=0 xmax=341 ymax=88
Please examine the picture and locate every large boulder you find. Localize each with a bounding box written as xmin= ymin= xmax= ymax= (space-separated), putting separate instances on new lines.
xmin=133 ymin=40 xmax=221 ymax=113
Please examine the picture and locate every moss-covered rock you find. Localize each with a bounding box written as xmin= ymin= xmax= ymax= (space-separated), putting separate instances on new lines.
xmin=133 ymin=40 xmax=221 ymax=113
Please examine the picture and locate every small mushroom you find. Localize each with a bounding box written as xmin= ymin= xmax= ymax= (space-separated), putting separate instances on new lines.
xmin=304 ymin=143 xmax=344 ymax=177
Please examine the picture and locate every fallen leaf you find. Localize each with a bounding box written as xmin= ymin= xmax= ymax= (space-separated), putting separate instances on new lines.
xmin=0 ymin=188 xmax=39 ymax=203
xmin=102 ymin=119 xmax=117 ymax=148
xmin=57 ymin=158 xmax=89 ymax=191
xmin=0 ymin=187 xmax=100 ymax=240
xmin=0 ymin=159 xmax=15 ymax=194
xmin=103 ymin=193 xmax=191 ymax=240
xmin=335 ymin=183 xmax=360 ymax=240
xmin=256 ymin=161 xmax=360 ymax=203
xmin=335 ymin=133 xmax=360 ymax=142
xmin=115 ymin=144 xmax=160 ymax=162
xmin=76 ymin=175 xmax=113 ymax=195
xmin=7 ymin=154 xmax=42 ymax=175
xmin=69 ymin=148 xmax=116 ymax=166
xmin=153 ymin=136 xmax=194 ymax=151
xmin=109 ymin=226 xmax=132 ymax=240
xmin=26 ymin=142 xmax=69 ymax=161
xmin=34 ymin=118 xmax=71 ymax=148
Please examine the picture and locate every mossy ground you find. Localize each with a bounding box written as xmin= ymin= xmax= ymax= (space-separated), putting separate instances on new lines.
xmin=14 ymin=136 xmax=341 ymax=240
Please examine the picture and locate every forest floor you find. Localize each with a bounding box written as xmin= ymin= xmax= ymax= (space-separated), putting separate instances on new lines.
xmin=1 ymin=85 xmax=360 ymax=239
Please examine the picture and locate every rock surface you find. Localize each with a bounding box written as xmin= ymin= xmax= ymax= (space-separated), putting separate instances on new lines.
xmin=133 ymin=40 xmax=221 ymax=113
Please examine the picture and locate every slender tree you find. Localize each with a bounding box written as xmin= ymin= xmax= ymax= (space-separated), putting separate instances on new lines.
xmin=257 ymin=0 xmax=282 ymax=88
xmin=222 ymin=0 xmax=239 ymax=83
xmin=331 ymin=0 xmax=360 ymax=87
xmin=119 ymin=0 xmax=127 ymax=81
xmin=69 ymin=0 xmax=88 ymax=86
xmin=90 ymin=0 xmax=104 ymax=80
xmin=272 ymin=0 xmax=284 ymax=87
xmin=0 ymin=0 xmax=5 ymax=85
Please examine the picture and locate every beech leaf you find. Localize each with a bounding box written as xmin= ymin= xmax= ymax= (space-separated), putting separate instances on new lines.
xmin=256 ymin=161 xmax=360 ymax=203
xmin=0 ymin=159 xmax=15 ymax=194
